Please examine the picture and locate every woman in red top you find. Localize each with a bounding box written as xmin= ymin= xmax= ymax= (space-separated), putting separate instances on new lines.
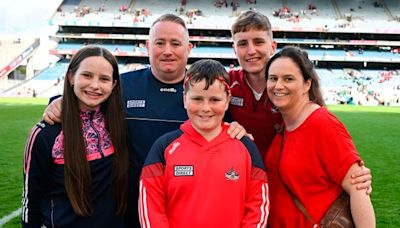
xmin=264 ymin=46 xmax=375 ymax=227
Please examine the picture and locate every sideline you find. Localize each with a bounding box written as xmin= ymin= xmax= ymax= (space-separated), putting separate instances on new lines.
xmin=0 ymin=208 xmax=21 ymax=226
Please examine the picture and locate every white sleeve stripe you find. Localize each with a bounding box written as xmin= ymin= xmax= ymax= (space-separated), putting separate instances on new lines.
xmin=22 ymin=125 xmax=42 ymax=223
xmin=139 ymin=180 xmax=145 ymax=228
xmin=256 ymin=184 xmax=266 ymax=228
xmin=262 ymin=184 xmax=270 ymax=228
xmin=139 ymin=180 xmax=151 ymax=228
xmin=143 ymin=185 xmax=151 ymax=228
xmin=23 ymin=126 xmax=36 ymax=172
xmin=24 ymin=125 xmax=41 ymax=173
xmin=257 ymin=183 xmax=269 ymax=228
xmin=22 ymin=176 xmax=29 ymax=222
xmin=138 ymin=181 xmax=144 ymax=227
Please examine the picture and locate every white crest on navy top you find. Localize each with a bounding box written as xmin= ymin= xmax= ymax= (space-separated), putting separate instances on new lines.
xmin=127 ymin=100 xmax=146 ymax=108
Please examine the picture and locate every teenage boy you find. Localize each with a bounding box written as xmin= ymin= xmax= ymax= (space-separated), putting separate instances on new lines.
xmin=228 ymin=10 xmax=282 ymax=156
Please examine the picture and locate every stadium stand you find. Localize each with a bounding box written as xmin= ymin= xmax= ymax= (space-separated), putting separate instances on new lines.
xmin=0 ymin=37 xmax=40 ymax=91
xmin=2 ymin=0 xmax=399 ymax=106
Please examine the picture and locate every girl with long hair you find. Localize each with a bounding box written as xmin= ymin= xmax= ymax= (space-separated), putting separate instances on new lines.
xmin=22 ymin=46 xmax=129 ymax=227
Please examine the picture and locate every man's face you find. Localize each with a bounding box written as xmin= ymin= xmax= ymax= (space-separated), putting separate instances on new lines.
xmin=232 ymin=28 xmax=276 ymax=76
xmin=147 ymin=21 xmax=193 ymax=83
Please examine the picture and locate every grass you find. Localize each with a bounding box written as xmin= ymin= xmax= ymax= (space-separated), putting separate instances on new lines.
xmin=0 ymin=98 xmax=47 ymax=227
xmin=0 ymin=98 xmax=399 ymax=226
xmin=329 ymin=105 xmax=400 ymax=226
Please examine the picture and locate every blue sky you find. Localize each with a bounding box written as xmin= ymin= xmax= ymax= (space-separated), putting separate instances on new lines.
xmin=0 ymin=0 xmax=62 ymax=36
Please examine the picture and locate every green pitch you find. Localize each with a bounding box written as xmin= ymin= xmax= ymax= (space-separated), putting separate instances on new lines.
xmin=0 ymin=98 xmax=47 ymax=227
xmin=0 ymin=98 xmax=399 ymax=227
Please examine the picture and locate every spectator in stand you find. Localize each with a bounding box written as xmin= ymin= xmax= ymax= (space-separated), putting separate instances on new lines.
xmin=99 ymin=3 xmax=105 ymax=12
xmin=119 ymin=5 xmax=128 ymax=12
xmin=214 ymin=0 xmax=228 ymax=8
xmin=181 ymin=0 xmax=187 ymax=11
xmin=264 ymin=46 xmax=375 ymax=227
xmin=21 ymin=46 xmax=129 ymax=227
xmin=139 ymin=59 xmax=269 ymax=227
xmin=231 ymin=0 xmax=239 ymax=16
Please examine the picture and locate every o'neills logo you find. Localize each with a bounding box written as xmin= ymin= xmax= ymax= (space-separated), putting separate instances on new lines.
xmin=160 ymin=88 xmax=177 ymax=93
xmin=230 ymin=96 xmax=244 ymax=107
xmin=168 ymin=142 xmax=181 ymax=155
xmin=174 ymin=165 xmax=194 ymax=177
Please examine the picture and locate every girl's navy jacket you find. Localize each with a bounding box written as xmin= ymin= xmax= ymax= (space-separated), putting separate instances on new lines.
xmin=21 ymin=110 xmax=125 ymax=228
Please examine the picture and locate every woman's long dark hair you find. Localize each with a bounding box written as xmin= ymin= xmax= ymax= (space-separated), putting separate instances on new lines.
xmin=62 ymin=46 xmax=129 ymax=216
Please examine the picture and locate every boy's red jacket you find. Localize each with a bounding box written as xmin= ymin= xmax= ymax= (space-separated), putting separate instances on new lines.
xmin=139 ymin=120 xmax=269 ymax=228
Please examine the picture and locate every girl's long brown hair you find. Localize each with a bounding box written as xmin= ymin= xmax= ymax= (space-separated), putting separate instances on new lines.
xmin=61 ymin=46 xmax=129 ymax=216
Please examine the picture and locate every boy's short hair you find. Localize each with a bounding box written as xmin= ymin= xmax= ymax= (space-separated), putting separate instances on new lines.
xmin=231 ymin=10 xmax=273 ymax=38
xmin=184 ymin=59 xmax=230 ymax=95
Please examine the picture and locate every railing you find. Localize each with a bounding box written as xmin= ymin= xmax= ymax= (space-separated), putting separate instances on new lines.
xmin=0 ymin=38 xmax=40 ymax=79
xmin=330 ymin=0 xmax=342 ymax=19
xmin=381 ymin=0 xmax=395 ymax=20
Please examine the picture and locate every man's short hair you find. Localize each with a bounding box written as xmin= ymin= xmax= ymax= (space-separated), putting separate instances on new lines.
xmin=151 ymin=14 xmax=187 ymax=30
xmin=231 ymin=10 xmax=273 ymax=37
xmin=149 ymin=14 xmax=189 ymax=41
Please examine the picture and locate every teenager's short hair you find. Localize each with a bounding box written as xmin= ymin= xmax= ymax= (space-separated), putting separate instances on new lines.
xmin=184 ymin=59 xmax=230 ymax=95
xmin=231 ymin=10 xmax=273 ymax=38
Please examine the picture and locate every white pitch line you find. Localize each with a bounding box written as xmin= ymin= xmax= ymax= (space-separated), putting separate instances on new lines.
xmin=0 ymin=208 xmax=21 ymax=226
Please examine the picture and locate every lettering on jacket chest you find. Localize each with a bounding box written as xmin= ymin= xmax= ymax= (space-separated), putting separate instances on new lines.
xmin=230 ymin=96 xmax=244 ymax=107
xmin=174 ymin=165 xmax=194 ymax=176
xmin=127 ymin=99 xmax=145 ymax=108
xmin=160 ymin=87 xmax=177 ymax=93
xmin=172 ymin=164 xmax=241 ymax=182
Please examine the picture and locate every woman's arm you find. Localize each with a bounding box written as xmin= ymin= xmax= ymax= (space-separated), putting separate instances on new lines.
xmin=342 ymin=163 xmax=376 ymax=228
